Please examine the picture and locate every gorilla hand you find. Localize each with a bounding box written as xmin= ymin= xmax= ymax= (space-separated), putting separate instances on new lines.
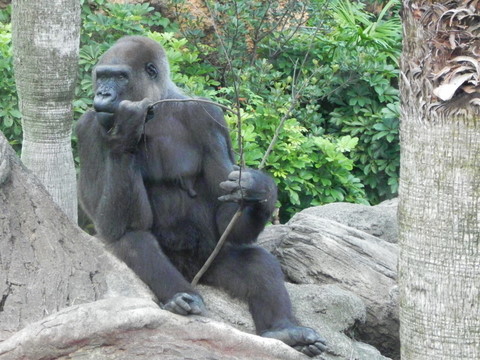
xmin=218 ymin=166 xmax=273 ymax=203
xmin=162 ymin=292 xmax=205 ymax=316
xmin=262 ymin=326 xmax=328 ymax=357
xmin=103 ymin=99 xmax=151 ymax=153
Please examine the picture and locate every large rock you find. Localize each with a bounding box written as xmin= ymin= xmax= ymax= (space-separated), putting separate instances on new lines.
xmin=0 ymin=135 xmax=153 ymax=342
xmin=259 ymin=207 xmax=399 ymax=359
xmin=301 ymin=200 xmax=398 ymax=243
xmin=202 ymin=283 xmax=389 ymax=360
xmin=0 ymin=287 xmax=388 ymax=360
xmin=0 ymin=297 xmax=305 ymax=360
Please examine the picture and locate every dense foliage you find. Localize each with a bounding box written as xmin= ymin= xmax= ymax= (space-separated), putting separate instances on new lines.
xmin=0 ymin=0 xmax=401 ymax=221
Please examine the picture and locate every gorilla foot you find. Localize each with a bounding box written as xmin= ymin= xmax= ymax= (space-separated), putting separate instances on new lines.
xmin=162 ymin=292 xmax=205 ymax=316
xmin=262 ymin=326 xmax=327 ymax=357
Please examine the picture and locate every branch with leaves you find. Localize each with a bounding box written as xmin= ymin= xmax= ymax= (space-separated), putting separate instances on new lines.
xmin=155 ymin=1 xmax=330 ymax=286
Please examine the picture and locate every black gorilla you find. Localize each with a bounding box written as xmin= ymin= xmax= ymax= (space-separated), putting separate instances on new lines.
xmin=77 ymin=36 xmax=326 ymax=357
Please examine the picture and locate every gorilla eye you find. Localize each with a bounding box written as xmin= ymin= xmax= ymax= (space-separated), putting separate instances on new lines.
xmin=146 ymin=62 xmax=158 ymax=79
xmin=117 ymin=73 xmax=129 ymax=82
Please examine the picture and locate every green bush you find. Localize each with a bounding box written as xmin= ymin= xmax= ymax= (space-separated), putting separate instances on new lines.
xmin=221 ymin=62 xmax=367 ymax=221
xmin=263 ymin=0 xmax=401 ymax=203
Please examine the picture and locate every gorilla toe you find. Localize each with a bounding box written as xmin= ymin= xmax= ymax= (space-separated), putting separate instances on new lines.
xmin=262 ymin=326 xmax=327 ymax=357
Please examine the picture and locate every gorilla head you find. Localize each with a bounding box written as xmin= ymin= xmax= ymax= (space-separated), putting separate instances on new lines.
xmin=92 ymin=36 xmax=174 ymax=115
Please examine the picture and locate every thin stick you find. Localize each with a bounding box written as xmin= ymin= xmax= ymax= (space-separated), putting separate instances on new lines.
xmin=189 ymin=1 xmax=247 ymax=287
xmin=191 ymin=208 xmax=243 ymax=286
xmin=258 ymin=100 xmax=298 ymax=170
xmin=149 ymin=98 xmax=236 ymax=115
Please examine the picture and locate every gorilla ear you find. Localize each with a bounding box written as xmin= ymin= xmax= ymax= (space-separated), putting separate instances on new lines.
xmin=146 ymin=62 xmax=158 ymax=79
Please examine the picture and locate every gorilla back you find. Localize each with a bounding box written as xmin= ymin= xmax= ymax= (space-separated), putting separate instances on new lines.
xmin=76 ymin=36 xmax=327 ymax=357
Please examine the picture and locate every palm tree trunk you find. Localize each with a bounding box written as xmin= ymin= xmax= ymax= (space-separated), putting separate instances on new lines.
xmin=399 ymin=1 xmax=480 ymax=359
xmin=12 ymin=0 xmax=80 ymax=222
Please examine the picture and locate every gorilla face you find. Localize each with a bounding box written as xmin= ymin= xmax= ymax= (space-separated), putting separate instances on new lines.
xmin=92 ymin=36 xmax=166 ymax=116
xmin=93 ymin=64 xmax=132 ymax=113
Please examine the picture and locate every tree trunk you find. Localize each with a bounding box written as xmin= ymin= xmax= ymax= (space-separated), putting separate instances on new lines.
xmin=12 ymin=0 xmax=80 ymax=222
xmin=399 ymin=1 xmax=480 ymax=359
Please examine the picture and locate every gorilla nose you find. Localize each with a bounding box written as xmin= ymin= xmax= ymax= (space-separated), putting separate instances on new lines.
xmin=93 ymin=91 xmax=117 ymax=113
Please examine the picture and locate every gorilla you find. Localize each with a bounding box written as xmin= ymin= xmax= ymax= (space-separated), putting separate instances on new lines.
xmin=77 ymin=36 xmax=327 ymax=357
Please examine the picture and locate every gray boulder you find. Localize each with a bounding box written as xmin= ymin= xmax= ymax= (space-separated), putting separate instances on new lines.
xmin=301 ymin=200 xmax=398 ymax=243
xmin=0 ymin=133 xmax=153 ymax=342
xmin=201 ymin=283 xmax=389 ymax=360
xmin=259 ymin=204 xmax=399 ymax=359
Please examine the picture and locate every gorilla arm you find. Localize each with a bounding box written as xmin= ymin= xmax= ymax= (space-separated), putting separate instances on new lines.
xmin=78 ymin=100 xmax=205 ymax=314
xmin=77 ymin=100 xmax=153 ymax=242
xmin=194 ymin=104 xmax=277 ymax=243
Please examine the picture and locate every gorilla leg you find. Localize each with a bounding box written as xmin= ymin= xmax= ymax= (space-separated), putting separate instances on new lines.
xmin=203 ymin=245 xmax=295 ymax=331
xmin=107 ymin=230 xmax=204 ymax=315
xmin=202 ymin=244 xmax=327 ymax=357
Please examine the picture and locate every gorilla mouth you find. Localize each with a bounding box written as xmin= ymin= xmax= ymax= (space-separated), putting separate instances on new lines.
xmin=93 ymin=92 xmax=119 ymax=114
xmin=93 ymin=101 xmax=116 ymax=114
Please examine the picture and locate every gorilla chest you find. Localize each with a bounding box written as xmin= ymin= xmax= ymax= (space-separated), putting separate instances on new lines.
xmin=139 ymin=118 xmax=202 ymax=182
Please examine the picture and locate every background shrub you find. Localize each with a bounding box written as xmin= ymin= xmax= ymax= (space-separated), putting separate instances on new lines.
xmin=0 ymin=0 xmax=401 ymax=221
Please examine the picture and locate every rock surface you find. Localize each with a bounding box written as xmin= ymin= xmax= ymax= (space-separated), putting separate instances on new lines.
xmin=259 ymin=204 xmax=400 ymax=359
xmin=299 ymin=200 xmax=398 ymax=243
xmin=202 ymin=283 xmax=389 ymax=360
xmin=0 ymin=297 xmax=305 ymax=360
xmin=0 ymin=133 xmax=152 ymax=342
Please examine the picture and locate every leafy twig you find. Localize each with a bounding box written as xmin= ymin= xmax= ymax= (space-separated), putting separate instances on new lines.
xmin=187 ymin=1 xmax=327 ymax=285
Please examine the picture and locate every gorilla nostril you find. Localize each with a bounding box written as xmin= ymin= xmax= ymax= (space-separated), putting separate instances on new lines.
xmin=96 ymin=90 xmax=112 ymax=98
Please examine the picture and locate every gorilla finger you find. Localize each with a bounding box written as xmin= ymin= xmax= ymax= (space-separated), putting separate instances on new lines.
xmin=133 ymin=98 xmax=152 ymax=115
xmin=139 ymin=98 xmax=152 ymax=107
xmin=189 ymin=303 xmax=203 ymax=315
xmin=163 ymin=302 xmax=188 ymax=315
xmin=175 ymin=297 xmax=193 ymax=312
xmin=236 ymin=171 xmax=255 ymax=184
xmin=184 ymin=293 xmax=205 ymax=314
xmin=301 ymin=347 xmax=315 ymax=358
xmin=118 ymin=99 xmax=150 ymax=115
xmin=292 ymin=345 xmax=310 ymax=356
xmin=218 ymin=193 xmax=242 ymax=203
xmin=220 ymin=180 xmax=240 ymax=192
xmin=296 ymin=345 xmax=321 ymax=358
xmin=299 ymin=327 xmax=325 ymax=345
xmin=227 ymin=171 xmax=240 ymax=181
